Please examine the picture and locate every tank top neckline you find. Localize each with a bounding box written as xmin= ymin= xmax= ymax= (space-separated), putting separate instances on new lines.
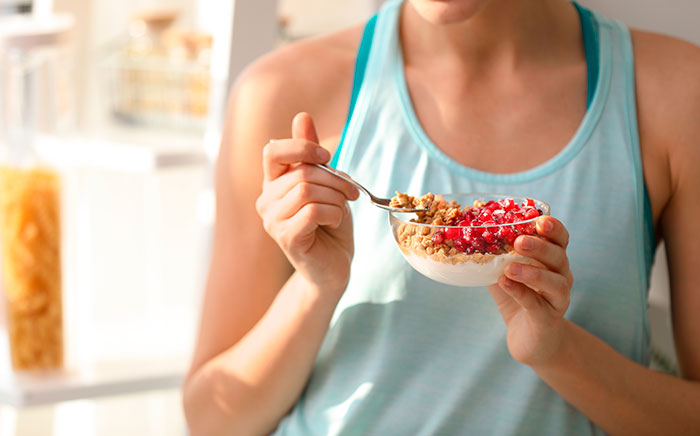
xmin=390 ymin=2 xmax=611 ymax=185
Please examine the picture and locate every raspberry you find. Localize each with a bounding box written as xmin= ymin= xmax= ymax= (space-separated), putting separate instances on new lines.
xmin=432 ymin=231 xmax=445 ymax=244
xmin=445 ymin=226 xmax=461 ymax=240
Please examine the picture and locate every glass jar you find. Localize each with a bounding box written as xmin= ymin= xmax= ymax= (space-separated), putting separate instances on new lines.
xmin=0 ymin=14 xmax=73 ymax=371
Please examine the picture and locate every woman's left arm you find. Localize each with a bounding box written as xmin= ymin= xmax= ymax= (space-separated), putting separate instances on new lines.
xmin=488 ymin=206 xmax=700 ymax=435
xmin=487 ymin=30 xmax=700 ymax=436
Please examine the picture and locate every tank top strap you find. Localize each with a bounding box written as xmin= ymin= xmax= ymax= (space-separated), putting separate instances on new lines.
xmin=330 ymin=14 xmax=377 ymax=168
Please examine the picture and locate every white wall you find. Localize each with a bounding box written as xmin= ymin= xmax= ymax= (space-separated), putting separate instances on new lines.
xmin=578 ymin=0 xmax=700 ymax=45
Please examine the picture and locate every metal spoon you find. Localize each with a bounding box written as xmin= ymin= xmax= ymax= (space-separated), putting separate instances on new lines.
xmin=313 ymin=164 xmax=427 ymax=213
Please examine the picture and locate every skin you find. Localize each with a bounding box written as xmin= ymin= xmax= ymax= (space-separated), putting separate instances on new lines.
xmin=182 ymin=0 xmax=700 ymax=434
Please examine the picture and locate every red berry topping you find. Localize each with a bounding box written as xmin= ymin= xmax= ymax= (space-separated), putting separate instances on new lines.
xmin=516 ymin=223 xmax=536 ymax=235
xmin=471 ymin=238 xmax=486 ymax=253
xmin=486 ymin=244 xmax=501 ymax=254
xmin=482 ymin=230 xmax=497 ymax=244
xmin=524 ymin=198 xmax=536 ymax=208
xmin=498 ymin=226 xmax=517 ymax=245
xmin=524 ymin=208 xmax=539 ymax=220
xmin=445 ymin=226 xmax=461 ymax=240
xmin=432 ymin=231 xmax=445 ymax=244
xmin=483 ymin=220 xmax=498 ymax=233
xmin=486 ymin=201 xmax=500 ymax=212
xmin=504 ymin=211 xmax=517 ymax=223
xmin=457 ymin=220 xmax=469 ymax=226
xmin=500 ymin=198 xmax=517 ymax=211
xmin=453 ymin=238 xmax=468 ymax=252
xmin=478 ymin=210 xmax=492 ymax=222
xmin=464 ymin=227 xmax=480 ymax=239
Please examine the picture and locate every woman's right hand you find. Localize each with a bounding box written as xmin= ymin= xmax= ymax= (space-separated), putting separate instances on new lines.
xmin=256 ymin=112 xmax=359 ymax=296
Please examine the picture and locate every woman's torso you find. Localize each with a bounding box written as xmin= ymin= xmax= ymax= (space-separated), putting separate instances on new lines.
xmin=270 ymin=0 xmax=665 ymax=434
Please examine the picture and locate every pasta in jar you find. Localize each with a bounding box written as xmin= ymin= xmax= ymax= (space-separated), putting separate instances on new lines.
xmin=0 ymin=167 xmax=62 ymax=370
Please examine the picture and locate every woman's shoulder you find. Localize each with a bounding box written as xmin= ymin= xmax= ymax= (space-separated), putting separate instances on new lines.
xmin=631 ymin=29 xmax=700 ymax=222
xmin=230 ymin=24 xmax=365 ymax=133
xmin=631 ymin=30 xmax=700 ymax=121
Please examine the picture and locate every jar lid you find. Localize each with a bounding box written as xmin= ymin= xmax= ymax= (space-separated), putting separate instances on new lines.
xmin=0 ymin=13 xmax=73 ymax=50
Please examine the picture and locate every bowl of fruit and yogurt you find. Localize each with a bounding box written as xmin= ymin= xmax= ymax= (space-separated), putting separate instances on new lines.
xmin=389 ymin=193 xmax=550 ymax=287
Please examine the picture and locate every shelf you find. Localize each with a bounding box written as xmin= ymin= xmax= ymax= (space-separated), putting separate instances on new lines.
xmin=0 ymin=332 xmax=188 ymax=407
xmin=35 ymin=132 xmax=210 ymax=173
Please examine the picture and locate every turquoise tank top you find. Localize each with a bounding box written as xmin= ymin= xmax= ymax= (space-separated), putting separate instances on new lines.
xmin=273 ymin=1 xmax=654 ymax=434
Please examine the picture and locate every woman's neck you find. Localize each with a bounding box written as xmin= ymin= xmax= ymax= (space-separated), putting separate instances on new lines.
xmin=400 ymin=0 xmax=583 ymax=74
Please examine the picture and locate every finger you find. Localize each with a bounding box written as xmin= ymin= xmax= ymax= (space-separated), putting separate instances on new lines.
xmin=536 ymin=216 xmax=569 ymax=249
xmin=263 ymin=164 xmax=360 ymax=204
xmin=292 ymin=112 xmax=320 ymax=144
xmin=514 ymin=235 xmax=569 ymax=274
xmin=497 ymin=275 xmax=544 ymax=312
xmin=503 ymin=263 xmax=570 ymax=313
xmin=262 ymin=139 xmax=330 ymax=182
xmin=269 ymin=182 xmax=349 ymax=222
xmin=487 ymin=282 xmax=521 ymax=323
xmin=285 ymin=203 xmax=346 ymax=242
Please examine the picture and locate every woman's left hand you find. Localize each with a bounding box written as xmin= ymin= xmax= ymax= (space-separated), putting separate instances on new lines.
xmin=487 ymin=216 xmax=574 ymax=367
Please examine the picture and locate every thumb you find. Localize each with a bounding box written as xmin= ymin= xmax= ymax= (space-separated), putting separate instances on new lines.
xmin=292 ymin=112 xmax=320 ymax=144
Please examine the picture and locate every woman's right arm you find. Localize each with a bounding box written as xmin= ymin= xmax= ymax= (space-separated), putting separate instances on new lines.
xmin=182 ymin=59 xmax=358 ymax=435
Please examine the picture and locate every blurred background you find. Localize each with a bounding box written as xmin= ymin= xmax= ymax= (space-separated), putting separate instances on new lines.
xmin=0 ymin=0 xmax=694 ymax=434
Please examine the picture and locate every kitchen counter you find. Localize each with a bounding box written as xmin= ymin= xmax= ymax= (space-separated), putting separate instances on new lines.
xmin=0 ymin=388 xmax=186 ymax=436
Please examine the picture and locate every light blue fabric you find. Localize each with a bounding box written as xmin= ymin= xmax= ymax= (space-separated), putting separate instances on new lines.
xmin=273 ymin=1 xmax=651 ymax=435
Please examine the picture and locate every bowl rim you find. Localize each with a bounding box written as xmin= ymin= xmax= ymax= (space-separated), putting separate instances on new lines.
xmin=388 ymin=192 xmax=550 ymax=229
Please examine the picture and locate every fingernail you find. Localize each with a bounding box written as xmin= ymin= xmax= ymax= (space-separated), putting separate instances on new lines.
xmin=509 ymin=264 xmax=522 ymax=276
xmin=520 ymin=237 xmax=533 ymax=250
xmin=543 ymin=219 xmax=554 ymax=233
xmin=317 ymin=148 xmax=330 ymax=161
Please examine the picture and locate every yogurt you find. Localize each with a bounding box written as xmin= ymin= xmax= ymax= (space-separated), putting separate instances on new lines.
xmin=402 ymin=250 xmax=530 ymax=287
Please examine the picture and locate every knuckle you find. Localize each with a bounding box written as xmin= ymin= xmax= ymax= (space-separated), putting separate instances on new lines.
xmin=278 ymin=235 xmax=292 ymax=252
xmin=295 ymin=182 xmax=315 ymax=201
xmin=528 ymin=266 xmax=542 ymax=282
xmin=262 ymin=142 xmax=273 ymax=161
xmin=558 ymin=278 xmax=569 ymax=294
xmin=294 ymin=165 xmax=313 ymax=184
xmin=255 ymin=195 xmax=265 ymax=216
xmin=332 ymin=205 xmax=344 ymax=222
xmin=302 ymin=203 xmax=320 ymax=220
xmin=261 ymin=216 xmax=273 ymax=235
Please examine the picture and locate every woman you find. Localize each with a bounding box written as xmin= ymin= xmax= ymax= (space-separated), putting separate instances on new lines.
xmin=183 ymin=0 xmax=700 ymax=434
